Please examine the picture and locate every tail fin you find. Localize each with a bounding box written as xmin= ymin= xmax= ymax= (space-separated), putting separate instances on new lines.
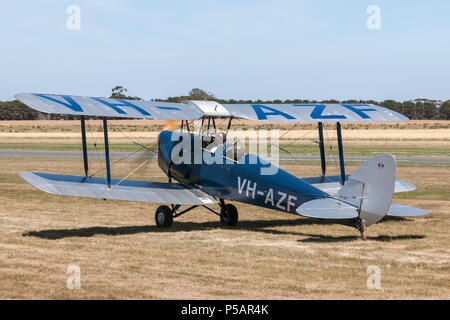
xmin=334 ymin=154 xmax=396 ymax=226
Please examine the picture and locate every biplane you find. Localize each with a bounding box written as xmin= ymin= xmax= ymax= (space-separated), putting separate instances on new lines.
xmin=15 ymin=93 xmax=429 ymax=240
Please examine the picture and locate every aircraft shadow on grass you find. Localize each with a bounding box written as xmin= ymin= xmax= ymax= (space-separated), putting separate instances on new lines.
xmin=296 ymin=233 xmax=425 ymax=243
xmin=23 ymin=217 xmax=425 ymax=242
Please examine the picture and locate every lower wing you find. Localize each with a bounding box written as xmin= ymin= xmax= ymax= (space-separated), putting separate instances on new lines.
xmin=20 ymin=172 xmax=217 ymax=205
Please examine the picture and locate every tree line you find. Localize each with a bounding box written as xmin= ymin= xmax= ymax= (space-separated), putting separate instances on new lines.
xmin=1 ymin=87 xmax=449 ymax=120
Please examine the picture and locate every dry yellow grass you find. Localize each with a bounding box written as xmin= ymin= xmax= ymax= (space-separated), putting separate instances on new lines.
xmin=1 ymin=119 xmax=449 ymax=129
xmin=1 ymin=129 xmax=449 ymax=141
xmin=0 ymin=158 xmax=448 ymax=299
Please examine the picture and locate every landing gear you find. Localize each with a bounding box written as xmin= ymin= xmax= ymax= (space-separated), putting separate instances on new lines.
xmin=154 ymin=200 xmax=238 ymax=228
xmin=155 ymin=205 xmax=173 ymax=228
xmin=220 ymin=203 xmax=238 ymax=226
xmin=355 ymin=218 xmax=367 ymax=241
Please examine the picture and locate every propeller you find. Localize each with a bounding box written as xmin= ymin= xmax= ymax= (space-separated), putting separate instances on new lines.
xmin=132 ymin=119 xmax=178 ymax=154
xmin=162 ymin=120 xmax=178 ymax=131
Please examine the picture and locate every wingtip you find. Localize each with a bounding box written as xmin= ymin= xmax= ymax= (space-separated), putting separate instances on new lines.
xmin=388 ymin=204 xmax=430 ymax=217
xmin=14 ymin=93 xmax=25 ymax=100
xmin=18 ymin=171 xmax=33 ymax=180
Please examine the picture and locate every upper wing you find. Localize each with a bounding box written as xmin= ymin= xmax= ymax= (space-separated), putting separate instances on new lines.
xmin=223 ymin=103 xmax=408 ymax=122
xmin=15 ymin=93 xmax=203 ymax=120
xmin=20 ymin=172 xmax=217 ymax=205
xmin=15 ymin=93 xmax=408 ymax=122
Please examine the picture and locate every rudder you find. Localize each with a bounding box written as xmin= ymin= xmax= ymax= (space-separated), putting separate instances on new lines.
xmin=334 ymin=154 xmax=396 ymax=226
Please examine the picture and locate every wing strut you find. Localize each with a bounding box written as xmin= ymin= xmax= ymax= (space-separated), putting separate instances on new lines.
xmin=226 ymin=116 xmax=232 ymax=135
xmin=103 ymin=117 xmax=111 ymax=188
xmin=318 ymin=122 xmax=326 ymax=181
xmin=336 ymin=122 xmax=346 ymax=185
xmin=80 ymin=115 xmax=89 ymax=177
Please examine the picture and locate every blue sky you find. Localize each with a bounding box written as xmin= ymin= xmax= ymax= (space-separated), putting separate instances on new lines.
xmin=0 ymin=0 xmax=449 ymax=101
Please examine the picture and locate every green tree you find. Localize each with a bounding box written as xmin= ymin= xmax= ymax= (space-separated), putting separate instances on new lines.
xmin=414 ymin=102 xmax=424 ymax=119
xmin=0 ymin=100 xmax=40 ymax=120
xmin=110 ymin=86 xmax=142 ymax=100
xmin=381 ymin=100 xmax=402 ymax=113
xmin=189 ymin=88 xmax=214 ymax=100
xmin=422 ymin=102 xmax=437 ymax=119
xmin=400 ymin=101 xmax=416 ymax=119
xmin=320 ymin=99 xmax=340 ymax=104
xmin=439 ymin=101 xmax=450 ymax=120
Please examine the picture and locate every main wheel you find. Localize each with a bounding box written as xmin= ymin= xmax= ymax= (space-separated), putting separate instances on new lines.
xmin=155 ymin=205 xmax=173 ymax=228
xmin=220 ymin=203 xmax=238 ymax=226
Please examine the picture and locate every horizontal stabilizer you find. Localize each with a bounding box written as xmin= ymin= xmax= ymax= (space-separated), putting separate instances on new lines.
xmin=303 ymin=175 xmax=416 ymax=194
xmin=388 ymin=204 xmax=429 ymax=217
xmin=296 ymin=198 xmax=358 ymax=219
xmin=20 ymin=172 xmax=217 ymax=205
xmin=394 ymin=179 xmax=416 ymax=193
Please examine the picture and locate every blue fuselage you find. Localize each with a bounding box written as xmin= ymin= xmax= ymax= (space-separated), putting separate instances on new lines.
xmin=158 ymin=130 xmax=328 ymax=215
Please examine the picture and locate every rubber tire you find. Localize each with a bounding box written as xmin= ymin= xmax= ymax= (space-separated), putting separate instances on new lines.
xmin=155 ymin=205 xmax=173 ymax=228
xmin=220 ymin=203 xmax=238 ymax=226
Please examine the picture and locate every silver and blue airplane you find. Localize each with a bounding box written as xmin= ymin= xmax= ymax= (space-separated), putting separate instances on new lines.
xmin=15 ymin=93 xmax=429 ymax=240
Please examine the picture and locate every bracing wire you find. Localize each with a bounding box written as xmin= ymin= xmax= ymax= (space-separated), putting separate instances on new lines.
xmin=324 ymin=123 xmax=340 ymax=175
xmin=86 ymin=119 xmax=155 ymax=179
xmin=87 ymin=145 xmax=151 ymax=178
xmin=86 ymin=119 xmax=106 ymax=184
xmin=273 ymin=126 xmax=315 ymax=157
xmin=112 ymin=159 xmax=150 ymax=189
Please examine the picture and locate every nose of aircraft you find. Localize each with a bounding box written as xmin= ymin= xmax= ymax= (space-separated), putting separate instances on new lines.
xmin=155 ymin=120 xmax=178 ymax=149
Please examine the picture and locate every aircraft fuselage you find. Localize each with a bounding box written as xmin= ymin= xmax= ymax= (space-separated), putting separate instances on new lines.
xmin=158 ymin=130 xmax=328 ymax=215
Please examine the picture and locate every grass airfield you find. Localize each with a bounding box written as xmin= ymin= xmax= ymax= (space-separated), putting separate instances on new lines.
xmin=0 ymin=120 xmax=449 ymax=299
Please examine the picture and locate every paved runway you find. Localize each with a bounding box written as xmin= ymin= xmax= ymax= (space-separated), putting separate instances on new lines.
xmin=1 ymin=149 xmax=449 ymax=164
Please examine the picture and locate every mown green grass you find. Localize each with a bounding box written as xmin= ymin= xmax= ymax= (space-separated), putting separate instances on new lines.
xmin=1 ymin=141 xmax=449 ymax=157
xmin=278 ymin=144 xmax=450 ymax=157
xmin=394 ymin=189 xmax=450 ymax=201
xmin=0 ymin=142 xmax=147 ymax=152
